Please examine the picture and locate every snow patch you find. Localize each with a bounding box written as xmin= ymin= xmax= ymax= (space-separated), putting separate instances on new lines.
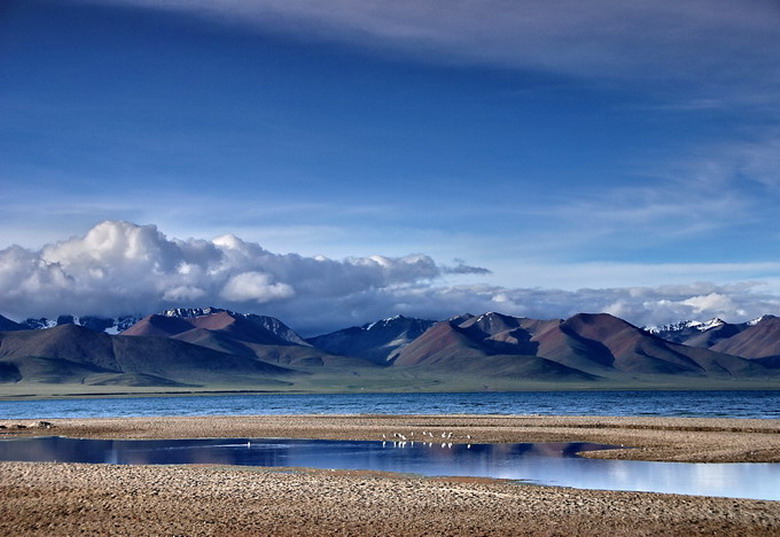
xmin=644 ymin=317 xmax=725 ymax=335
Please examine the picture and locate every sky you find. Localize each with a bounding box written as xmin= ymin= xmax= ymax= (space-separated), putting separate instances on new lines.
xmin=1 ymin=0 xmax=780 ymax=335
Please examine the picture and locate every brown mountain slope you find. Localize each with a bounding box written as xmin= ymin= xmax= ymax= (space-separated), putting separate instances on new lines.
xmin=185 ymin=311 xmax=302 ymax=346
xmin=555 ymin=313 xmax=767 ymax=377
xmin=123 ymin=311 xmax=305 ymax=346
xmin=560 ymin=314 xmax=705 ymax=375
xmin=0 ymin=324 xmax=118 ymax=371
xmin=391 ymin=321 xmax=490 ymax=367
xmin=711 ymin=316 xmax=780 ymax=359
xmin=0 ymin=324 xmax=294 ymax=386
xmin=457 ymin=312 xmax=540 ymax=355
xmin=172 ymin=328 xmax=375 ymax=370
xmin=120 ymin=315 xmax=194 ymax=338
xmin=391 ymin=312 xmax=771 ymax=380
xmin=391 ymin=318 xmax=598 ymax=381
xmin=121 ymin=311 xmax=381 ymax=375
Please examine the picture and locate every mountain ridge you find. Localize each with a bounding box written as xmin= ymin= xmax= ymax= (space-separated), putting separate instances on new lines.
xmin=1 ymin=308 xmax=778 ymax=393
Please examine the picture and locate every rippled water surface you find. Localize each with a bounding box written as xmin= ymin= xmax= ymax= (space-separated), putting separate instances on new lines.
xmin=1 ymin=390 xmax=778 ymax=419
xmin=1 ymin=436 xmax=777 ymax=501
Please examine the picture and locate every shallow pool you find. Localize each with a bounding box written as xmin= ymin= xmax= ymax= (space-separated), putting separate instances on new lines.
xmin=0 ymin=437 xmax=777 ymax=501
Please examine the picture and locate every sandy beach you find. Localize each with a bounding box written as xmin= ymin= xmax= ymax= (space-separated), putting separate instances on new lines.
xmin=2 ymin=414 xmax=779 ymax=536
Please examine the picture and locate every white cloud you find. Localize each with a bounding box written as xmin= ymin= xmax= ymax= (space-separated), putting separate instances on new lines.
xmin=681 ymin=293 xmax=740 ymax=316
xmin=1 ymin=220 xmax=778 ymax=335
xmin=162 ymin=285 xmax=207 ymax=302
xmin=221 ymin=271 xmax=294 ymax=303
xmin=0 ymin=221 xmax=458 ymax=327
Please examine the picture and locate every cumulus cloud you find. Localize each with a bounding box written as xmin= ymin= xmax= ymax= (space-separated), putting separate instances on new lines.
xmin=0 ymin=221 xmax=451 ymax=328
xmin=221 ymin=272 xmax=295 ymax=303
xmin=1 ymin=221 xmax=778 ymax=335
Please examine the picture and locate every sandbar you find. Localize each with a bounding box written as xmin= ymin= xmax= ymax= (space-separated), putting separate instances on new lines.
xmin=1 ymin=414 xmax=779 ymax=536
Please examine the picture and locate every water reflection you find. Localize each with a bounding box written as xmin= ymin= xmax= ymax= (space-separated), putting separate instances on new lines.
xmin=0 ymin=437 xmax=776 ymax=501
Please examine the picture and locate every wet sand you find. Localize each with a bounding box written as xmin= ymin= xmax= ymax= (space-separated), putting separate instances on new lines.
xmin=1 ymin=415 xmax=779 ymax=536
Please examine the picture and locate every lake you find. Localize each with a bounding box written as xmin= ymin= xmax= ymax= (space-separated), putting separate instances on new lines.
xmin=0 ymin=390 xmax=778 ymax=419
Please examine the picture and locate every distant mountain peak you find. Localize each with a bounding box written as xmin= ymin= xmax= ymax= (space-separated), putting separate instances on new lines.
xmin=308 ymin=315 xmax=436 ymax=364
xmin=18 ymin=314 xmax=141 ymax=334
xmin=362 ymin=314 xmax=423 ymax=331
xmin=699 ymin=318 xmax=727 ymax=331
xmin=133 ymin=307 xmax=310 ymax=347
xmin=161 ymin=306 xmax=226 ymax=319
xmin=645 ymin=317 xmax=726 ymax=335
xmin=447 ymin=313 xmax=475 ymax=324
xmin=475 ymin=311 xmax=515 ymax=321
xmin=747 ymin=314 xmax=777 ymax=326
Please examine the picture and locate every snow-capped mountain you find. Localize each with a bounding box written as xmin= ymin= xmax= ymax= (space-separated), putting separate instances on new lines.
xmin=11 ymin=306 xmax=308 ymax=345
xmin=644 ymin=315 xmax=778 ymax=348
xmin=645 ymin=318 xmax=726 ymax=336
xmin=710 ymin=315 xmax=780 ymax=359
xmin=158 ymin=306 xmax=309 ymax=346
xmin=160 ymin=306 xmax=224 ymax=319
xmin=19 ymin=314 xmax=141 ymax=335
xmin=747 ymin=315 xmax=772 ymax=326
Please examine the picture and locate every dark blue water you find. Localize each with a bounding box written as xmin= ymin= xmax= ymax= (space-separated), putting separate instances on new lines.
xmin=0 ymin=390 xmax=778 ymax=419
xmin=1 ymin=436 xmax=777 ymax=501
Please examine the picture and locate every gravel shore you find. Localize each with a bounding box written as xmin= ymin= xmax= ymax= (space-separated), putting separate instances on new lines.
xmin=1 ymin=414 xmax=779 ymax=536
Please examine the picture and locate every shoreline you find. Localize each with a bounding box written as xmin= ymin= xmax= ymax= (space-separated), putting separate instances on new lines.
xmin=3 ymin=414 xmax=780 ymax=462
xmin=2 ymin=415 xmax=779 ymax=536
xmin=2 ymin=384 xmax=779 ymax=402
xmin=1 ymin=384 xmax=779 ymax=402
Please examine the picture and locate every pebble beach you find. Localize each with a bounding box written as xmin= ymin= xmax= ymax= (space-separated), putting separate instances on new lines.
xmin=1 ymin=414 xmax=779 ymax=536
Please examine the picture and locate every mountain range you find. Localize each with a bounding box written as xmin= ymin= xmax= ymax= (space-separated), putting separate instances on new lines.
xmin=644 ymin=315 xmax=780 ymax=363
xmin=1 ymin=307 xmax=778 ymax=394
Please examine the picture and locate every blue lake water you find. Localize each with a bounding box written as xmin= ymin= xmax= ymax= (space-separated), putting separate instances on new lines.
xmin=0 ymin=390 xmax=779 ymax=419
xmin=1 ymin=436 xmax=777 ymax=501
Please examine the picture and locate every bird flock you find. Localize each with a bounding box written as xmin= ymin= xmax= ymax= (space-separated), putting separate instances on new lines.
xmin=381 ymin=430 xmax=472 ymax=449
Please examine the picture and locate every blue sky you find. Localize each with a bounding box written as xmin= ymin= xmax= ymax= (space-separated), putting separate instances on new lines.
xmin=1 ymin=0 xmax=779 ymax=333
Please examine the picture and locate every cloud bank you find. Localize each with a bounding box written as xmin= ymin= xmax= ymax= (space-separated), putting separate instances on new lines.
xmin=1 ymin=221 xmax=778 ymax=334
